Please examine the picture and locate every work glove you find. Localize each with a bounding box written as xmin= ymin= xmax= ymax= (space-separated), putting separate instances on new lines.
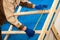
xmin=35 ymin=4 xmax=48 ymax=10
xmin=25 ymin=28 xmax=35 ymax=38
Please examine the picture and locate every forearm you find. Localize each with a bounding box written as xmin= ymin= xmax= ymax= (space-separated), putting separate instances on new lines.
xmin=4 ymin=8 xmax=26 ymax=30
xmin=3 ymin=0 xmax=26 ymax=31
xmin=7 ymin=16 xmax=26 ymax=30
xmin=4 ymin=12 xmax=26 ymax=30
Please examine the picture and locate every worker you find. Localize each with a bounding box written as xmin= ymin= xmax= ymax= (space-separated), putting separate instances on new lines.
xmin=0 ymin=0 xmax=47 ymax=38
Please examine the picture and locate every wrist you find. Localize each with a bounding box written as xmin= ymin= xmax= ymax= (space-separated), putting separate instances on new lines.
xmin=20 ymin=1 xmax=35 ymax=8
xmin=18 ymin=25 xmax=25 ymax=30
xmin=22 ymin=26 xmax=27 ymax=31
xmin=32 ymin=4 xmax=35 ymax=8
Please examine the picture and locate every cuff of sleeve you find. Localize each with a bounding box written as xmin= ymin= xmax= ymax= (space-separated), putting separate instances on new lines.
xmin=18 ymin=25 xmax=24 ymax=30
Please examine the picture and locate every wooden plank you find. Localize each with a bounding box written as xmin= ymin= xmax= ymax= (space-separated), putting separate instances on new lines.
xmin=44 ymin=5 xmax=60 ymax=40
xmin=51 ymin=25 xmax=60 ymax=40
xmin=51 ymin=4 xmax=60 ymax=40
xmin=4 ymin=25 xmax=13 ymax=40
xmin=2 ymin=30 xmax=41 ymax=34
xmin=14 ymin=10 xmax=49 ymax=16
xmin=38 ymin=0 xmax=59 ymax=40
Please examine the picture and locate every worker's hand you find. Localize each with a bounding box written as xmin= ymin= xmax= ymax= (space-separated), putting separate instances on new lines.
xmin=35 ymin=4 xmax=48 ymax=10
xmin=25 ymin=28 xmax=35 ymax=38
